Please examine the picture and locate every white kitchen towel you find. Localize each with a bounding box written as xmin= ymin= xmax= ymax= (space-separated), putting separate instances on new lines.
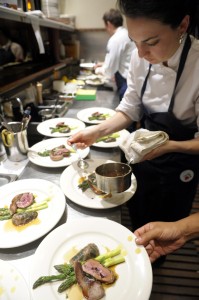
xmin=119 ymin=128 xmax=169 ymax=164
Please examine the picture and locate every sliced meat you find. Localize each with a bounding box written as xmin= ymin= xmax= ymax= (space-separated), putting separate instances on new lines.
xmin=12 ymin=211 xmax=38 ymax=226
xmin=82 ymin=259 xmax=116 ymax=284
xmin=92 ymin=112 xmax=101 ymax=117
xmin=10 ymin=193 xmax=24 ymax=214
xmin=50 ymin=145 xmax=70 ymax=161
xmin=88 ymin=181 xmax=105 ymax=195
xmin=56 ymin=122 xmax=65 ymax=127
xmin=74 ymin=261 xmax=105 ymax=300
xmin=16 ymin=193 xmax=34 ymax=208
xmin=87 ymin=173 xmax=105 ymax=195
xmin=70 ymin=243 xmax=99 ymax=266
xmin=56 ymin=123 xmax=70 ymax=133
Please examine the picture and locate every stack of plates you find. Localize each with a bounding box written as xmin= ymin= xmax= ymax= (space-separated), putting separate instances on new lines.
xmin=41 ymin=0 xmax=59 ymax=18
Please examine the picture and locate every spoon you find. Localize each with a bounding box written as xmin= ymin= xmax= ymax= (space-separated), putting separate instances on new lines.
xmin=72 ymin=144 xmax=89 ymax=170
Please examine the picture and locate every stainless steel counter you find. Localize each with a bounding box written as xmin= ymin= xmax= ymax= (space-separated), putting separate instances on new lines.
xmin=0 ymin=89 xmax=122 ymax=264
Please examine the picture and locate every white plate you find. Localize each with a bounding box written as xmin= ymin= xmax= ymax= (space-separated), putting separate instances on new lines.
xmin=85 ymin=79 xmax=105 ymax=86
xmin=60 ymin=158 xmax=137 ymax=209
xmin=85 ymin=75 xmax=105 ymax=86
xmin=80 ymin=62 xmax=95 ymax=69
xmin=28 ymin=138 xmax=90 ymax=168
xmin=77 ymin=107 xmax=115 ymax=124
xmin=0 ymin=259 xmax=31 ymax=299
xmin=37 ymin=118 xmax=86 ymax=137
xmin=0 ymin=179 xmax=65 ymax=248
xmin=30 ymin=218 xmax=152 ymax=300
xmin=93 ymin=129 xmax=129 ymax=148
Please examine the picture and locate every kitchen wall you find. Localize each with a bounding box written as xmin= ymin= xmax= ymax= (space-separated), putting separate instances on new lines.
xmin=59 ymin=0 xmax=120 ymax=62
xmin=59 ymin=0 xmax=117 ymax=29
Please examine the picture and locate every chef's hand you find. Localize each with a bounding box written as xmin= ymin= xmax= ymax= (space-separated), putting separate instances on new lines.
xmin=67 ymin=125 xmax=99 ymax=149
xmin=134 ymin=221 xmax=186 ymax=263
xmin=142 ymin=140 xmax=173 ymax=161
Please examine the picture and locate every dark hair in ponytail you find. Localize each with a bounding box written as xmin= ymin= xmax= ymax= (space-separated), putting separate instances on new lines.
xmin=117 ymin=0 xmax=199 ymax=37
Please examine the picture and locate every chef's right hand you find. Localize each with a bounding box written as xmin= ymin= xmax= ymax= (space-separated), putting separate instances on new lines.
xmin=67 ymin=125 xmax=99 ymax=149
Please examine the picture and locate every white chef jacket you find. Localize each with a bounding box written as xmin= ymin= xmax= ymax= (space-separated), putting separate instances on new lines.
xmin=116 ymin=35 xmax=199 ymax=137
xmin=98 ymin=26 xmax=135 ymax=79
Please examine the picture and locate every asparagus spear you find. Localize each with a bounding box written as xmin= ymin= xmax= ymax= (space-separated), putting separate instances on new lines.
xmin=17 ymin=201 xmax=48 ymax=213
xmin=54 ymin=263 xmax=74 ymax=275
xmin=0 ymin=200 xmax=48 ymax=221
xmin=33 ymin=273 xmax=66 ymax=289
xmin=0 ymin=208 xmax=11 ymax=216
xmin=95 ymin=245 xmax=122 ymax=263
xmin=57 ymin=273 xmax=76 ymax=293
xmin=103 ymin=255 xmax=125 ymax=267
xmin=96 ymin=132 xmax=120 ymax=142
xmin=0 ymin=214 xmax=12 ymax=221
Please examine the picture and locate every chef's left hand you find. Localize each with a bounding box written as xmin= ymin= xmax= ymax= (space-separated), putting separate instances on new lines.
xmin=142 ymin=140 xmax=172 ymax=161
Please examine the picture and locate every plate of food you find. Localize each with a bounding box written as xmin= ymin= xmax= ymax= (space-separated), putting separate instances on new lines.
xmin=28 ymin=138 xmax=90 ymax=168
xmin=0 ymin=179 xmax=65 ymax=248
xmin=0 ymin=259 xmax=31 ymax=299
xmin=77 ymin=107 xmax=115 ymax=124
xmin=85 ymin=75 xmax=105 ymax=86
xmin=37 ymin=118 xmax=86 ymax=137
xmin=30 ymin=218 xmax=152 ymax=300
xmin=92 ymin=129 xmax=129 ymax=148
xmin=60 ymin=159 xmax=137 ymax=209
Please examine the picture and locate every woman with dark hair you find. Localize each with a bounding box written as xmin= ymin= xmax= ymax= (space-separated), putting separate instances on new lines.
xmin=69 ymin=0 xmax=199 ymax=233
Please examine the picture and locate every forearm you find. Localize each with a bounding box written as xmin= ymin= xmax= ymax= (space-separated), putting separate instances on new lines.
xmin=96 ymin=111 xmax=132 ymax=138
xmin=168 ymin=138 xmax=199 ymax=155
xmin=176 ymin=212 xmax=199 ymax=242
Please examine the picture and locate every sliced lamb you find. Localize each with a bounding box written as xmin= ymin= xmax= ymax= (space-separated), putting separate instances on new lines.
xmin=74 ymin=261 xmax=105 ymax=300
xmin=12 ymin=211 xmax=38 ymax=226
xmin=82 ymin=259 xmax=116 ymax=284
xmin=10 ymin=193 xmax=24 ymax=214
xmin=16 ymin=193 xmax=34 ymax=208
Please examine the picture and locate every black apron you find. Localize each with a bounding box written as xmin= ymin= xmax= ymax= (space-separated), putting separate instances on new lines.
xmin=115 ymin=71 xmax=127 ymax=101
xmin=127 ymin=36 xmax=199 ymax=230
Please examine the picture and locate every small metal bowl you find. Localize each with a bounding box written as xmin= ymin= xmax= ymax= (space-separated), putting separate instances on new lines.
xmin=38 ymin=109 xmax=53 ymax=120
xmin=95 ymin=162 xmax=132 ymax=193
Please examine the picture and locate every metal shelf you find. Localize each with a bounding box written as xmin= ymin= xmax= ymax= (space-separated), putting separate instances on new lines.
xmin=0 ymin=6 xmax=74 ymax=31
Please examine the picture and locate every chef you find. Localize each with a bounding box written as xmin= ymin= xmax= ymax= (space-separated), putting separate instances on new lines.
xmin=95 ymin=8 xmax=135 ymax=100
xmin=68 ymin=0 xmax=199 ymax=233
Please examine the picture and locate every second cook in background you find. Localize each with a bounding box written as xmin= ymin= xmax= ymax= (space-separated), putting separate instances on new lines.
xmin=69 ymin=0 xmax=199 ymax=233
xmin=95 ymin=9 xmax=135 ymax=100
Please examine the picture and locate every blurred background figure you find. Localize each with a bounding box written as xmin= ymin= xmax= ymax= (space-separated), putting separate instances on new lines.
xmin=95 ymin=9 xmax=135 ymax=101
xmin=0 ymin=28 xmax=24 ymax=66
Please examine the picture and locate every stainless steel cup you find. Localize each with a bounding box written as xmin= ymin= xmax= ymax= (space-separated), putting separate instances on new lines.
xmin=95 ymin=162 xmax=132 ymax=193
xmin=2 ymin=122 xmax=29 ymax=162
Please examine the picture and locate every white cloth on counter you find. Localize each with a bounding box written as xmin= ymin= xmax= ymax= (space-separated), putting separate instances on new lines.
xmin=0 ymin=158 xmax=29 ymax=176
xmin=119 ymin=128 xmax=169 ymax=164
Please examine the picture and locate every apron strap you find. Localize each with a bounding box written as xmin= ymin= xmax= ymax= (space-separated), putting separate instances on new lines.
xmin=140 ymin=35 xmax=192 ymax=112
xmin=140 ymin=64 xmax=152 ymax=100
xmin=169 ymin=35 xmax=191 ymax=112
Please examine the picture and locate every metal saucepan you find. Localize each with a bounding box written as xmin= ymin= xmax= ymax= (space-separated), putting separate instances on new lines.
xmin=95 ymin=162 xmax=132 ymax=193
